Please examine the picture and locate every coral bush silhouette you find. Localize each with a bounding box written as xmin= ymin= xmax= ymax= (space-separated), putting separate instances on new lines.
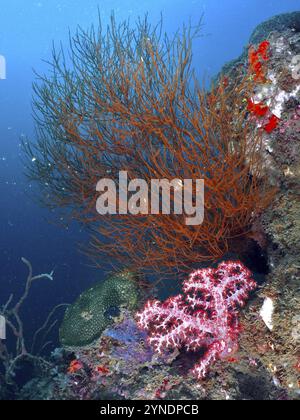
xmin=0 ymin=258 xmax=68 ymax=385
xmin=136 ymin=261 xmax=257 ymax=379
xmin=24 ymin=16 xmax=274 ymax=278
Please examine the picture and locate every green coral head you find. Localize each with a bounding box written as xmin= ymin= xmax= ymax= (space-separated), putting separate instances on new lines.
xmin=59 ymin=270 xmax=140 ymax=347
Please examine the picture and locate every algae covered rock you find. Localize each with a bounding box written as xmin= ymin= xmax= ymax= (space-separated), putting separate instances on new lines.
xmin=216 ymin=12 xmax=300 ymax=82
xmin=59 ymin=271 xmax=140 ymax=347
xmin=249 ymin=12 xmax=300 ymax=45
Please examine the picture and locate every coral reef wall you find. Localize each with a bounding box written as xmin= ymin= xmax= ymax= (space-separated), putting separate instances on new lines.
xmin=228 ymin=13 xmax=300 ymax=400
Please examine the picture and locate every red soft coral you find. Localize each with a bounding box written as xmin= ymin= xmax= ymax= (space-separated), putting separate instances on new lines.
xmin=249 ymin=40 xmax=270 ymax=82
xmin=263 ymin=114 xmax=280 ymax=133
xmin=136 ymin=261 xmax=256 ymax=379
xmin=247 ymin=99 xmax=269 ymax=117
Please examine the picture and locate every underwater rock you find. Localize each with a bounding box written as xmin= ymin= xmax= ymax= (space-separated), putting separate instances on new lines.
xmin=29 ymin=313 xmax=182 ymax=400
xmin=102 ymin=316 xmax=155 ymax=367
xmin=59 ymin=271 xmax=140 ymax=347
xmin=216 ymin=12 xmax=300 ymax=83
xmin=217 ymin=15 xmax=300 ymax=400
xmin=220 ymin=29 xmax=300 ymax=186
xmin=240 ymin=194 xmax=300 ymax=398
xmin=249 ymin=12 xmax=300 ymax=45
xmin=252 ymin=31 xmax=300 ymax=185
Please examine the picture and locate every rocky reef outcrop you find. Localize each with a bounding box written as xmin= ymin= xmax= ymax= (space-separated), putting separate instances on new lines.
xmin=217 ymin=12 xmax=300 ymax=400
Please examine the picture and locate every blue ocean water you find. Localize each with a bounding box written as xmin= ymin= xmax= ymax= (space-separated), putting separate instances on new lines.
xmin=0 ymin=0 xmax=299 ymax=347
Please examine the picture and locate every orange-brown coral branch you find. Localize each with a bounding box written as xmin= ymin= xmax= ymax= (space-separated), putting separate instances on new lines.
xmin=24 ymin=16 xmax=275 ymax=279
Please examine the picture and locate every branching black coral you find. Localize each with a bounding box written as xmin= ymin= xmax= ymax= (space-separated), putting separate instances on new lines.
xmin=23 ymin=15 xmax=275 ymax=279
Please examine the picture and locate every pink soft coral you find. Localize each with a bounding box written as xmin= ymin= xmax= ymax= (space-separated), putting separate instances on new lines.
xmin=136 ymin=261 xmax=256 ymax=379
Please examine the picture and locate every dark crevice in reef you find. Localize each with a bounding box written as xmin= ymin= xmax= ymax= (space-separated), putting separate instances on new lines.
xmin=216 ymin=238 xmax=270 ymax=284
xmin=172 ymin=348 xmax=207 ymax=375
xmin=240 ymin=240 xmax=269 ymax=278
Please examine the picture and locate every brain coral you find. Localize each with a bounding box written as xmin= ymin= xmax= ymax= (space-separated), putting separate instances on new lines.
xmin=59 ymin=271 xmax=140 ymax=347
